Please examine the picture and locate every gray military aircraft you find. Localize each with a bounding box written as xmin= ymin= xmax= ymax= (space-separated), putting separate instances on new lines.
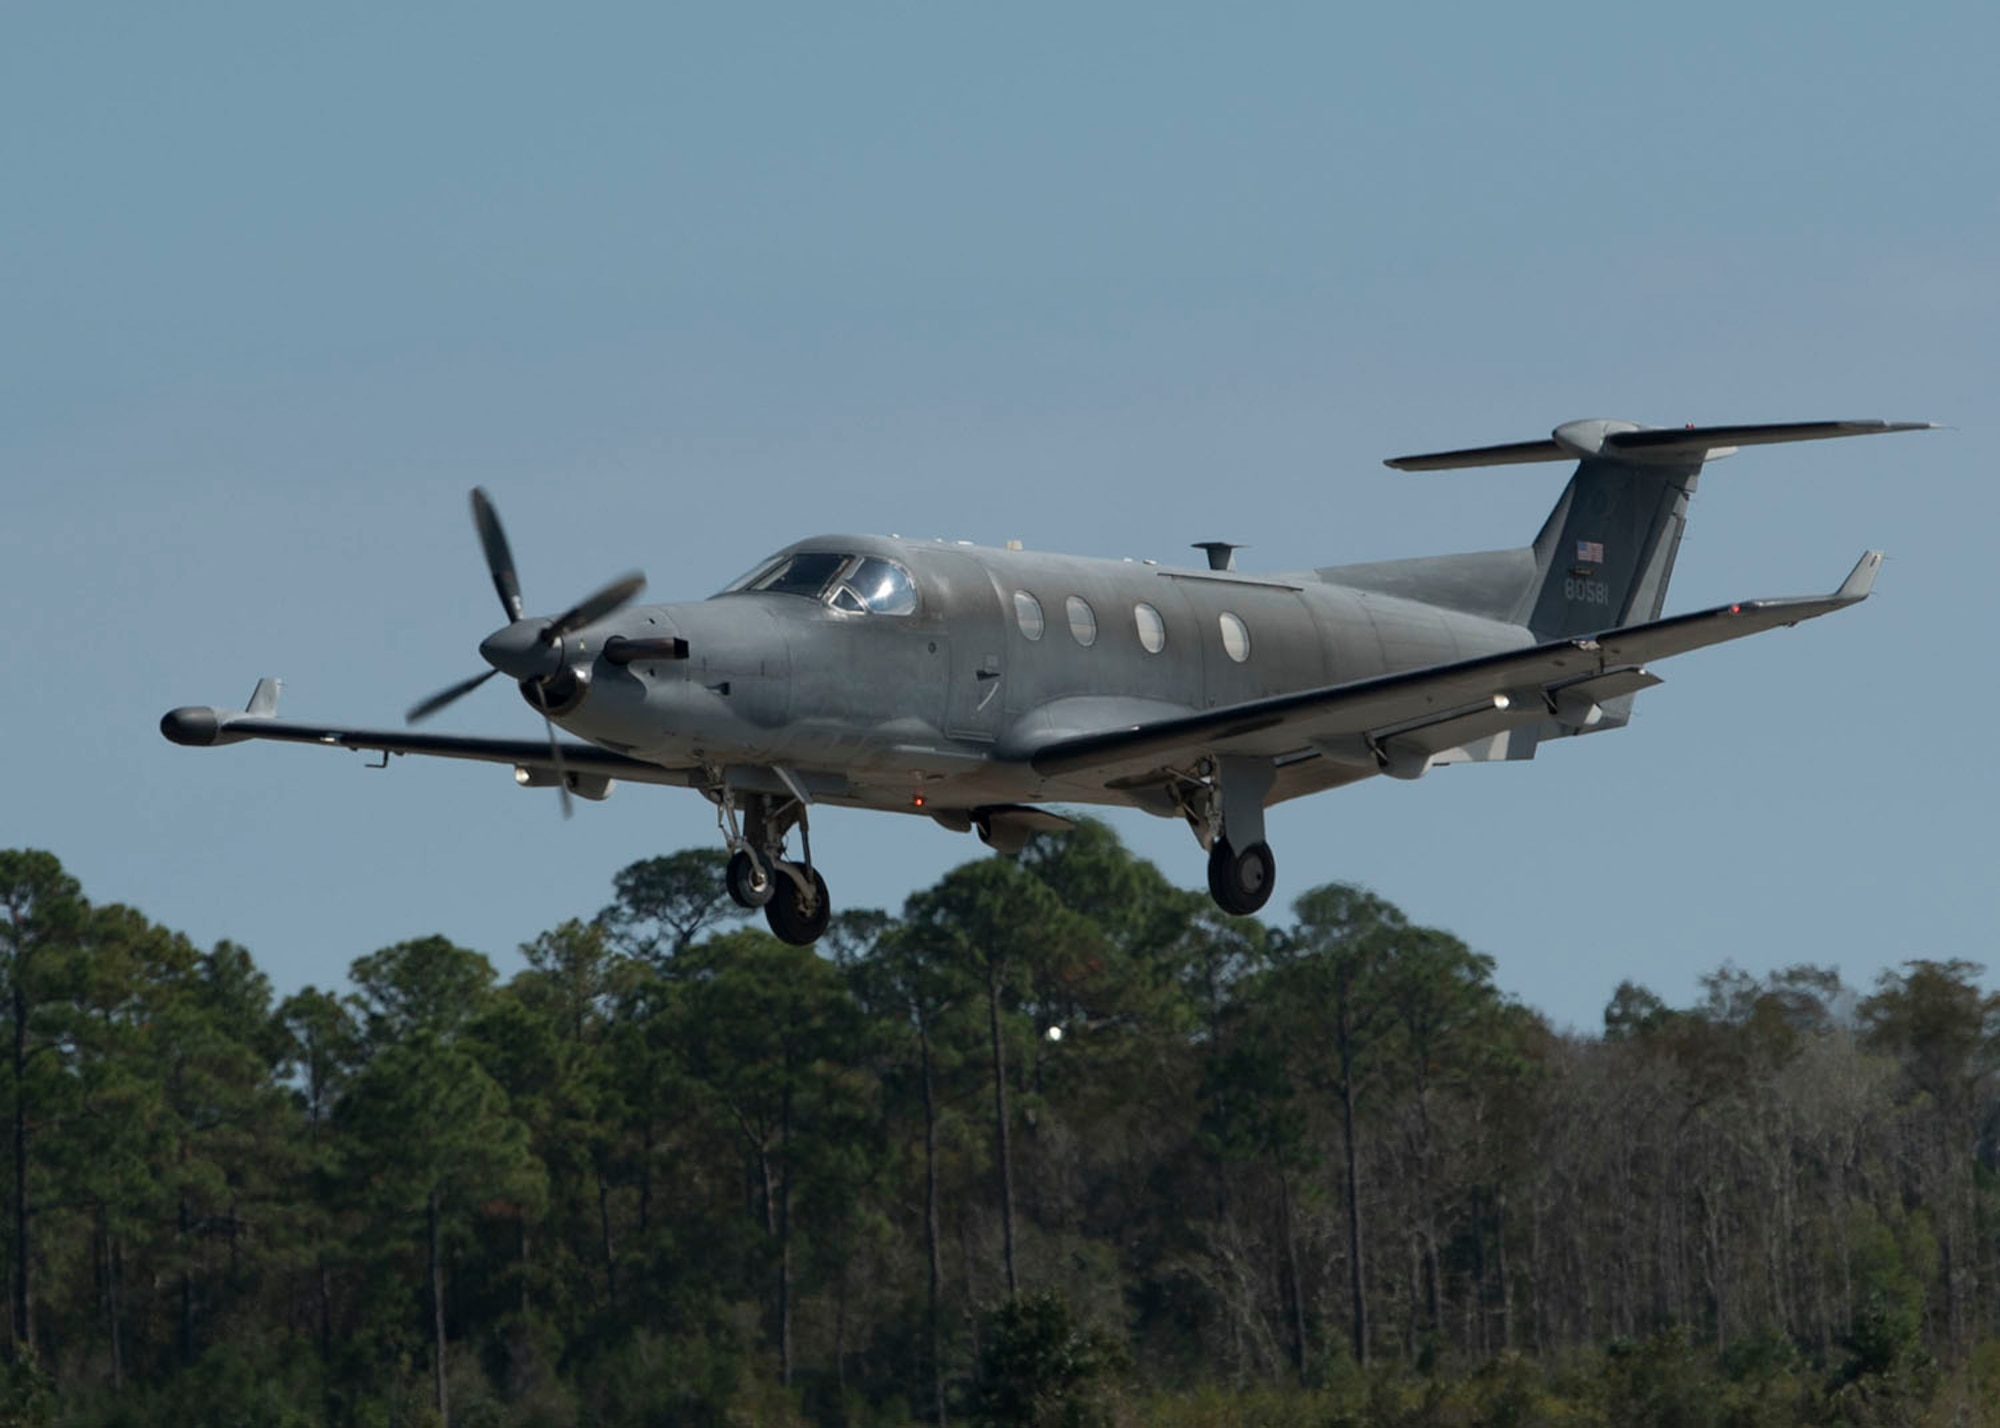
xmin=163 ymin=417 xmax=1929 ymax=945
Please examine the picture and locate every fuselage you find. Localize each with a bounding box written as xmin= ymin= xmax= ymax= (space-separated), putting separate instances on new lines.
xmin=549 ymin=535 xmax=1536 ymax=819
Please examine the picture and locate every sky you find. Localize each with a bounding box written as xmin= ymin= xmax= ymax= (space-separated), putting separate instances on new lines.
xmin=5 ymin=3 xmax=1994 ymax=1031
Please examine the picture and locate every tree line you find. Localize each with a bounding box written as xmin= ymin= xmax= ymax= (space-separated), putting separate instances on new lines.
xmin=1 ymin=831 xmax=1996 ymax=1427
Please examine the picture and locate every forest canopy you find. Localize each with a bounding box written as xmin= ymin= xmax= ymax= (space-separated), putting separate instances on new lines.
xmin=1 ymin=830 xmax=1995 ymax=1428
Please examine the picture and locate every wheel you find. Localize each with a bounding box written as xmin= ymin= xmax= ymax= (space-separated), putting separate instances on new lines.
xmin=725 ymin=850 xmax=776 ymax=909
xmin=1206 ymin=838 xmax=1275 ymax=917
xmin=764 ymin=864 xmax=832 ymax=945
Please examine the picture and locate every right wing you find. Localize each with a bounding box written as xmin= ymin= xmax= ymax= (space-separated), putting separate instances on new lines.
xmin=1027 ymin=552 xmax=1883 ymax=781
xmin=161 ymin=683 xmax=700 ymax=788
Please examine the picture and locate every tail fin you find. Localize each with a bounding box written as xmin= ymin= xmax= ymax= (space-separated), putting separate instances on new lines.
xmin=1386 ymin=418 xmax=1931 ymax=640
xmin=1522 ymin=427 xmax=1700 ymax=638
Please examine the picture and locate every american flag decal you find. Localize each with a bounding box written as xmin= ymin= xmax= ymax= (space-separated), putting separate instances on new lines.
xmin=1576 ymin=539 xmax=1605 ymax=564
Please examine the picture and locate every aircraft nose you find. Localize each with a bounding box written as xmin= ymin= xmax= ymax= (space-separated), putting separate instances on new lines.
xmin=478 ymin=620 xmax=560 ymax=680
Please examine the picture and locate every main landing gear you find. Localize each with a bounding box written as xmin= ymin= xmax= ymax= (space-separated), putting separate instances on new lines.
xmin=1177 ymin=755 xmax=1279 ymax=917
xmin=715 ymin=786 xmax=832 ymax=946
xmin=1208 ymin=837 xmax=1276 ymax=917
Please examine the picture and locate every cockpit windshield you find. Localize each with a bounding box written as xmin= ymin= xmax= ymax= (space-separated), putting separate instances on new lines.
xmin=719 ymin=552 xmax=919 ymax=617
xmin=729 ymin=551 xmax=850 ymax=599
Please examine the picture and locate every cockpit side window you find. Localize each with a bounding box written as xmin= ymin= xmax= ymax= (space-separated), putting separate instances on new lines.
xmin=843 ymin=557 xmax=918 ymax=616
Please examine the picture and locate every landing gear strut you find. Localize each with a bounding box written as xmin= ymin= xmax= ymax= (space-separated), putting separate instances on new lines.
xmin=714 ymin=783 xmax=833 ymax=945
xmin=1176 ymin=755 xmax=1280 ymax=918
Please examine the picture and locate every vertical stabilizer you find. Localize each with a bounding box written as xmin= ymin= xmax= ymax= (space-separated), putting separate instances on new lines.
xmin=1521 ymin=446 xmax=1701 ymax=639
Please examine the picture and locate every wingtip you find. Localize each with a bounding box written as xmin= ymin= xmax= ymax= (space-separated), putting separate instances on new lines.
xmin=1837 ymin=550 xmax=1885 ymax=601
xmin=246 ymin=676 xmax=282 ymax=717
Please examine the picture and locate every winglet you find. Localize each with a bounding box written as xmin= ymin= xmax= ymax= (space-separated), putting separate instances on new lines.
xmin=246 ymin=677 xmax=282 ymax=717
xmin=1837 ymin=551 xmax=1884 ymax=602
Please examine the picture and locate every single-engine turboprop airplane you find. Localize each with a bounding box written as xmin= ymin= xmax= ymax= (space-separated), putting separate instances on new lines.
xmin=163 ymin=417 xmax=1930 ymax=945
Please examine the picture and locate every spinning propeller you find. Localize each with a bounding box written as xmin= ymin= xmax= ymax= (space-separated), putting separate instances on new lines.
xmin=406 ymin=488 xmax=645 ymax=816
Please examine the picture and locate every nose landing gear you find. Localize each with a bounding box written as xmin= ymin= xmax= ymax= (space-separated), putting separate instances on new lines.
xmin=715 ymin=784 xmax=834 ymax=946
xmin=764 ymin=864 xmax=832 ymax=945
xmin=725 ymin=849 xmax=776 ymax=909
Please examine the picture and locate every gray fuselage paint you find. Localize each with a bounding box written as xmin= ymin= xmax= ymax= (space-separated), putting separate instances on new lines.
xmin=561 ymin=533 xmax=1530 ymax=815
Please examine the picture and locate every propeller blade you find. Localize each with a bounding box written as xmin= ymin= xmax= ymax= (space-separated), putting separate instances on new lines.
xmin=406 ymin=667 xmax=499 ymax=725
xmin=546 ymin=716 xmax=573 ymax=819
xmin=523 ymin=681 xmax=574 ymax=819
xmin=545 ymin=572 xmax=646 ymax=642
xmin=471 ymin=488 xmax=526 ymax=623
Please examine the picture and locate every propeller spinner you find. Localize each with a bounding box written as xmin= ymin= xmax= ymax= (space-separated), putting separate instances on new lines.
xmin=406 ymin=488 xmax=645 ymax=816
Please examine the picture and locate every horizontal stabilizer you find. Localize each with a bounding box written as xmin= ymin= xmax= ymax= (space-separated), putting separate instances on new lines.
xmin=1384 ymin=438 xmax=1570 ymax=471
xmin=1387 ymin=419 xmax=1935 ymax=471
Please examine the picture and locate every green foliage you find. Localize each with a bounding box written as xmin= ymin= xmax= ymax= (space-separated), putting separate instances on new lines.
xmin=348 ymin=935 xmax=497 ymax=1046
xmin=130 ymin=1337 xmax=321 ymax=1428
xmin=973 ymin=1290 xmax=1127 ymax=1428
xmin=0 ymin=1357 xmax=52 ymax=1428
xmin=1 ymin=843 xmax=1997 ymax=1428
xmin=597 ymin=850 xmax=749 ymax=964
xmin=1595 ymin=1329 xmax=1721 ymax=1428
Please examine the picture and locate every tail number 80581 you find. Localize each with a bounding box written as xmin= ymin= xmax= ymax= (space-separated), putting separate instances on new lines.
xmin=1565 ymin=577 xmax=1611 ymax=607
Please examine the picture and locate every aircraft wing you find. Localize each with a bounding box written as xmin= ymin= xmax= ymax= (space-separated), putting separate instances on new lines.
xmin=161 ymin=686 xmax=701 ymax=788
xmin=1027 ymin=551 xmax=1883 ymax=780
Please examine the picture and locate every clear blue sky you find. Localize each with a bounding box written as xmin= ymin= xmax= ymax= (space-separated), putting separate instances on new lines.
xmin=5 ymin=4 xmax=1993 ymax=1030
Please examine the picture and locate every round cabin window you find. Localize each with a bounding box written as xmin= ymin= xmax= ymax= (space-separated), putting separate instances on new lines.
xmin=1013 ymin=590 xmax=1044 ymax=641
xmin=1134 ymin=602 xmax=1165 ymax=654
xmin=1066 ymin=595 xmax=1098 ymax=647
xmin=1219 ymin=611 xmax=1250 ymax=663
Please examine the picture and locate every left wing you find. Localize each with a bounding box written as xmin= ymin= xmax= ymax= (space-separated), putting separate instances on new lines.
xmin=161 ymin=680 xmax=700 ymax=788
xmin=1027 ymin=552 xmax=1882 ymax=780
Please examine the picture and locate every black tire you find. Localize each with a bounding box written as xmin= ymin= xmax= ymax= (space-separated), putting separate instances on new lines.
xmin=1206 ymin=838 xmax=1275 ymax=916
xmin=764 ymin=864 xmax=832 ymax=945
xmin=1205 ymin=841 xmax=1233 ymax=907
xmin=725 ymin=850 xmax=775 ymax=909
